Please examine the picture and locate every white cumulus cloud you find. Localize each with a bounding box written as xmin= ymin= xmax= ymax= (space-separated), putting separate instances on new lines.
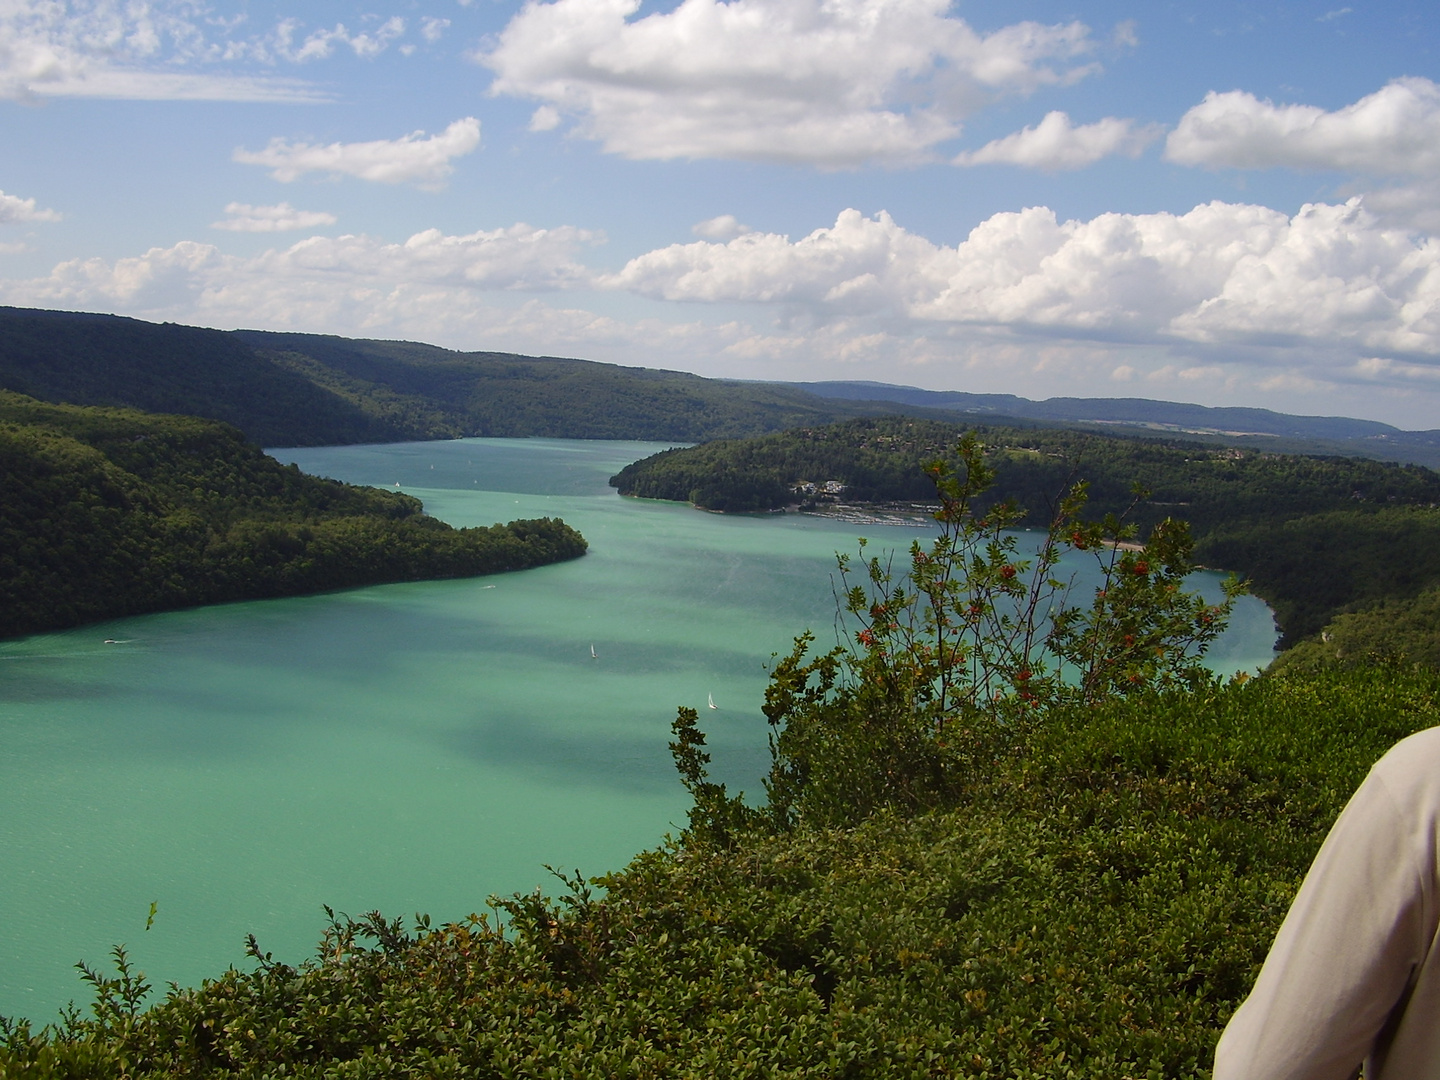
xmin=1165 ymin=77 xmax=1440 ymax=176
xmin=9 ymin=240 xmax=226 ymax=312
xmin=606 ymin=200 xmax=1440 ymax=361
xmin=233 ymin=118 xmax=482 ymax=188
xmin=211 ymin=202 xmax=338 ymax=233
xmin=953 ymin=111 xmax=1162 ymax=170
xmin=1355 ymin=357 xmax=1440 ymax=383
xmin=0 ymin=191 xmax=63 ymax=225
xmin=0 ymin=224 xmax=601 ymax=321
xmin=606 ymin=209 xmax=942 ymax=309
xmin=1358 ymin=181 xmax=1440 ymax=234
xmin=478 ymin=0 xmax=1105 ymax=166
xmin=692 ymin=215 xmax=752 ymax=240
xmin=528 ymin=105 xmax=561 ymax=132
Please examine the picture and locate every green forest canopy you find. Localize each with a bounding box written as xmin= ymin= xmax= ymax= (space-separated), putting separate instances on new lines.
xmin=0 ymin=391 xmax=587 ymax=640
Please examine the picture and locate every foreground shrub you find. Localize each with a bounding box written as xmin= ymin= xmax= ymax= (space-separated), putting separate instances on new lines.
xmin=673 ymin=435 xmax=1242 ymax=837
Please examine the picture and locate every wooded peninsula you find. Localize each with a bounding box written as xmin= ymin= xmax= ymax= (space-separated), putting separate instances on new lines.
xmin=0 ymin=391 xmax=587 ymax=640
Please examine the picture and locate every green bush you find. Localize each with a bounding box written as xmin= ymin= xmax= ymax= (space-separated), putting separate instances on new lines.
xmin=696 ymin=436 xmax=1241 ymax=833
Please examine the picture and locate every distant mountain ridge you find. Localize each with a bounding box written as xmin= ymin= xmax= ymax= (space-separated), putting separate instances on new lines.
xmin=2 ymin=306 xmax=1435 ymax=466
xmin=0 ymin=307 xmax=938 ymax=446
xmin=788 ymin=380 xmax=1440 ymax=449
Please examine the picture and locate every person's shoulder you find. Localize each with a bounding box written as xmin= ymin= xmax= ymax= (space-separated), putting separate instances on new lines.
xmin=1369 ymin=725 xmax=1440 ymax=811
xmin=1379 ymin=726 xmax=1440 ymax=769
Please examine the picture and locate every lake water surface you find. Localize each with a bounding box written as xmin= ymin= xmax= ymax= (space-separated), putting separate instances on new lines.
xmin=0 ymin=438 xmax=1278 ymax=1022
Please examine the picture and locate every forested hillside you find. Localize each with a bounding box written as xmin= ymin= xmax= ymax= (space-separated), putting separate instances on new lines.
xmin=0 ymin=307 xmax=927 ymax=446
xmin=1271 ymin=588 xmax=1440 ymax=673
xmin=0 ymin=309 xmax=393 ymax=447
xmin=4 ymin=307 xmax=1435 ymax=466
xmin=235 ymin=329 xmax=906 ymax=442
xmin=610 ymin=416 xmax=1440 ymax=646
xmin=792 ymin=380 xmax=1440 ymax=468
xmin=0 ymin=392 xmax=587 ymax=639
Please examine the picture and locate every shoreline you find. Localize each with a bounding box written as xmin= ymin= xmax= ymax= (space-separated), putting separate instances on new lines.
xmin=793 ymin=502 xmax=1146 ymax=550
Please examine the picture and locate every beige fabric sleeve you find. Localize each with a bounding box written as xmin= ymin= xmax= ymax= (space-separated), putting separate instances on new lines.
xmin=1214 ymin=732 xmax=1440 ymax=1080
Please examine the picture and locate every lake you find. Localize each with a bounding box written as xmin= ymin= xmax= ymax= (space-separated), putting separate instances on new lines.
xmin=0 ymin=437 xmax=1277 ymax=1022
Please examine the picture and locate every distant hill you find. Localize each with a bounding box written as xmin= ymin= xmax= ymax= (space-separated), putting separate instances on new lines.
xmin=0 ymin=308 xmax=393 ymax=446
xmin=5 ymin=307 xmax=1434 ymax=464
xmin=789 ymin=380 xmax=1440 ymax=469
xmin=0 ymin=307 xmax=938 ymax=447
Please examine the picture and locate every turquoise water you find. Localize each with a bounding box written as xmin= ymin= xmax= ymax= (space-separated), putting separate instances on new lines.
xmin=0 ymin=438 xmax=1277 ymax=1023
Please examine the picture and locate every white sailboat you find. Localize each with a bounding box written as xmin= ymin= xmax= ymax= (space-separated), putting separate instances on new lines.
xmin=708 ymin=693 xmax=717 ymax=710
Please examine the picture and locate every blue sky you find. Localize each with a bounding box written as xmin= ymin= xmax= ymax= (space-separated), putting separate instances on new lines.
xmin=2 ymin=0 xmax=1438 ymax=428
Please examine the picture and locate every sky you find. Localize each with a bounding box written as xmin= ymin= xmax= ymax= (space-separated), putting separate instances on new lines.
xmin=2 ymin=1 xmax=1439 ymax=429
